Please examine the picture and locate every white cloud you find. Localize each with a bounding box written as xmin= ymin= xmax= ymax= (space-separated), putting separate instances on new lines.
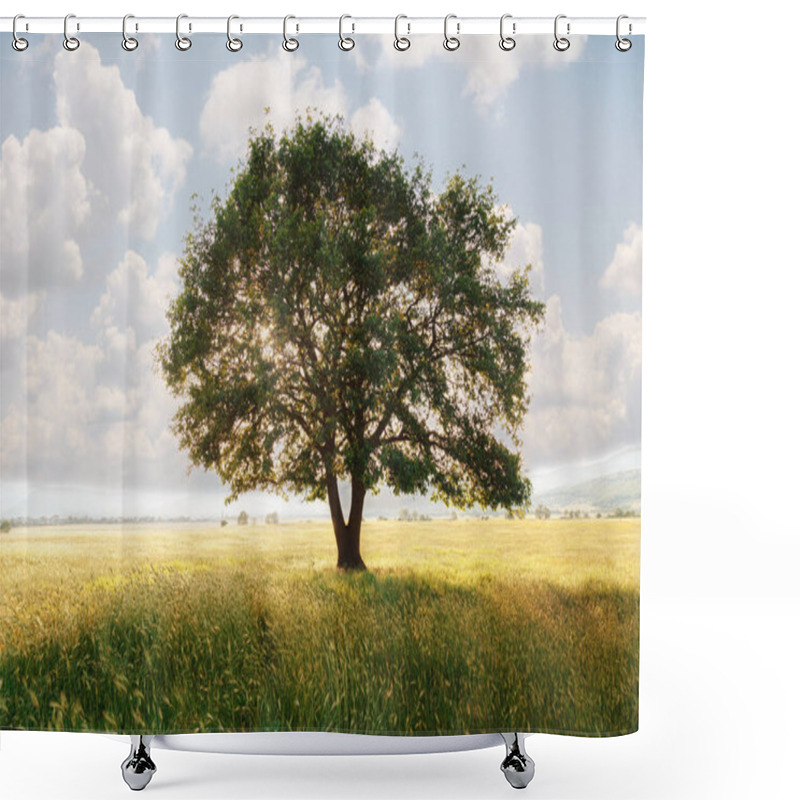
xmin=492 ymin=205 xmax=545 ymax=295
xmin=1 ymin=43 xmax=190 ymax=305
xmin=485 ymin=215 xmax=639 ymax=467
xmin=375 ymin=34 xmax=588 ymax=113
xmin=0 ymin=293 xmax=40 ymax=339
xmin=350 ymin=98 xmax=402 ymax=152
xmin=524 ymin=295 xmax=641 ymax=464
xmin=199 ymin=51 xmax=405 ymax=163
xmin=199 ymin=53 xmax=349 ymax=162
xmin=0 ymin=331 xmax=105 ymax=480
xmin=482 ymin=209 xmax=636 ymax=468
xmin=91 ymin=250 xmax=178 ymax=347
xmin=467 ymin=36 xmax=587 ymax=112
xmin=601 ymin=222 xmax=642 ymax=298
xmin=461 ymin=39 xmax=525 ymax=114
xmin=0 ymin=127 xmax=89 ymax=295
xmin=54 ymin=43 xmax=192 ymax=240
xmin=0 ymin=251 xmax=183 ymax=487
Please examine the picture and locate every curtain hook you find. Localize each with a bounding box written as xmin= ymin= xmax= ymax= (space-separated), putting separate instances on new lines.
xmin=175 ymin=14 xmax=192 ymax=50
xmin=499 ymin=14 xmax=516 ymax=51
xmin=443 ymin=13 xmax=460 ymax=51
xmin=615 ymin=15 xmax=632 ymax=51
xmin=338 ymin=14 xmax=355 ymax=51
xmin=227 ymin=15 xmax=243 ymax=51
xmin=122 ymin=14 xmax=138 ymax=51
xmin=63 ymin=13 xmax=80 ymax=51
xmin=283 ymin=15 xmax=299 ymax=51
xmin=12 ymin=14 xmax=29 ymax=51
xmin=553 ymin=14 xmax=570 ymax=52
xmin=394 ymin=14 xmax=410 ymax=51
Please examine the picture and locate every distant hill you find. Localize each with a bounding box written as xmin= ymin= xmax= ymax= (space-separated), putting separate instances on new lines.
xmin=533 ymin=469 xmax=641 ymax=514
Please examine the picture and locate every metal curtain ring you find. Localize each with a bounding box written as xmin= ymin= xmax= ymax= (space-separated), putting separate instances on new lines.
xmin=283 ymin=15 xmax=299 ymax=51
xmin=393 ymin=14 xmax=410 ymax=51
xmin=338 ymin=14 xmax=355 ymax=51
xmin=175 ymin=14 xmax=192 ymax=50
xmin=227 ymin=15 xmax=243 ymax=51
xmin=615 ymin=14 xmax=632 ymax=51
xmin=499 ymin=14 xmax=516 ymax=51
xmin=553 ymin=14 xmax=570 ymax=51
xmin=443 ymin=14 xmax=460 ymax=51
xmin=122 ymin=14 xmax=138 ymax=51
xmin=12 ymin=14 xmax=29 ymax=51
xmin=63 ymin=13 xmax=80 ymax=51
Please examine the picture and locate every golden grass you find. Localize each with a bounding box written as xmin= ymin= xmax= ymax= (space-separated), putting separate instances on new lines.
xmin=0 ymin=517 xmax=639 ymax=736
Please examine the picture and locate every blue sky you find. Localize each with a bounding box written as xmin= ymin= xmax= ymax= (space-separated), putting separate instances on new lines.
xmin=0 ymin=33 xmax=643 ymax=519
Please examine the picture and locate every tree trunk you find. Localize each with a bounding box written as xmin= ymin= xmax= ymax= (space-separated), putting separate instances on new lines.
xmin=326 ymin=472 xmax=367 ymax=571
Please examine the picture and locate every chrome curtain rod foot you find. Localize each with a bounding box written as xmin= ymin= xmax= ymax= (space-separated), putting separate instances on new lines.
xmin=500 ymin=733 xmax=535 ymax=789
xmin=121 ymin=735 xmax=157 ymax=791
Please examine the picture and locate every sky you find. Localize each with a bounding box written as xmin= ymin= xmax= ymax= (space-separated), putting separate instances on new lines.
xmin=0 ymin=32 xmax=643 ymax=519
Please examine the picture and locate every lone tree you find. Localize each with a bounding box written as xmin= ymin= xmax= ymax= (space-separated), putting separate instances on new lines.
xmin=158 ymin=113 xmax=544 ymax=570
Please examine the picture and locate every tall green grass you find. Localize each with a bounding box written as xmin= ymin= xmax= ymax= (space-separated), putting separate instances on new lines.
xmin=0 ymin=518 xmax=639 ymax=736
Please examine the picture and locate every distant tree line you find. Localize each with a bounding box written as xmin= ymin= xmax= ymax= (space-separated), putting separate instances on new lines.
xmin=1 ymin=515 xmax=202 ymax=527
xmin=220 ymin=511 xmax=281 ymax=527
xmin=398 ymin=509 xmax=432 ymax=522
xmin=560 ymin=508 xmax=639 ymax=519
xmin=609 ymin=508 xmax=639 ymax=518
xmin=562 ymin=509 xmax=590 ymax=519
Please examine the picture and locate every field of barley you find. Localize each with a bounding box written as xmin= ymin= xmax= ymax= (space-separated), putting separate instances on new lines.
xmin=0 ymin=517 xmax=639 ymax=737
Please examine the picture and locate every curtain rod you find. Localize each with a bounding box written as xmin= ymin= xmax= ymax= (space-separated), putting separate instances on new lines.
xmin=1 ymin=16 xmax=646 ymax=36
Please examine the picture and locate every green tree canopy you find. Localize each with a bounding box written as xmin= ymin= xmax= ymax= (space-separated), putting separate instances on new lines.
xmin=158 ymin=113 xmax=545 ymax=569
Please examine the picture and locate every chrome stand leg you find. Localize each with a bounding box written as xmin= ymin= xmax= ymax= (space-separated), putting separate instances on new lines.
xmin=500 ymin=733 xmax=535 ymax=789
xmin=121 ymin=735 xmax=157 ymax=791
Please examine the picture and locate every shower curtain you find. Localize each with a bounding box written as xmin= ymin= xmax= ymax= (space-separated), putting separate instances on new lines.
xmin=0 ymin=26 xmax=643 ymax=739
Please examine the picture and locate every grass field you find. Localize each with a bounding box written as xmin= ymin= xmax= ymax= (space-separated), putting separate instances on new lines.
xmin=0 ymin=517 xmax=639 ymax=736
